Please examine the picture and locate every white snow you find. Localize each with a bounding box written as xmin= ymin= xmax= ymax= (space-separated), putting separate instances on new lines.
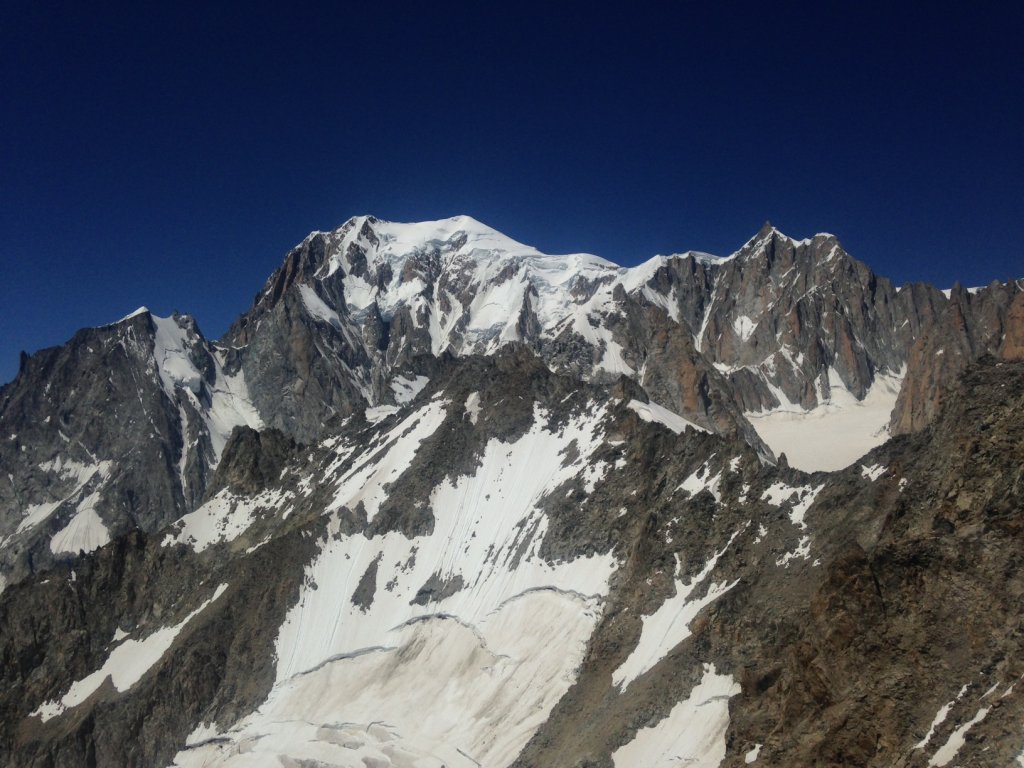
xmin=151 ymin=314 xmax=263 ymax=461
xmin=33 ymin=584 xmax=228 ymax=722
xmin=364 ymin=404 xmax=399 ymax=423
xmin=776 ymin=536 xmax=812 ymax=567
xmin=163 ymin=489 xmax=289 ymax=552
xmin=747 ymin=368 xmax=904 ymax=472
xmin=16 ymin=459 xmax=113 ymax=535
xmin=745 ymin=743 xmax=762 ymax=763
xmin=677 ymin=463 xmax=723 ymax=504
xmin=300 ymin=215 xmax=736 ymax=381
xmin=152 ymin=314 xmax=204 ymax=395
xmin=172 ymin=401 xmax=618 ymax=768
xmin=732 ymin=315 xmax=756 ymax=342
xmin=915 ymin=684 xmax=969 ymax=750
xmin=612 ymin=532 xmax=740 ymax=690
xmin=297 ymin=284 xmax=342 ymax=328
xmin=760 ymin=482 xmax=823 ymax=528
xmin=185 ymin=722 xmax=220 ymax=747
xmin=326 ymin=398 xmax=449 ymax=522
xmin=929 ymin=705 xmax=990 ymax=767
xmin=390 ymin=374 xmax=429 ymax=404
xmin=464 ymin=391 xmax=482 ymax=424
xmin=611 ymin=664 xmax=740 ymax=768
xmin=598 ymin=338 xmax=636 ymax=376
xmin=861 ymin=463 xmax=886 ymax=481
xmin=174 ymin=591 xmax=602 ymax=768
xmin=49 ymin=494 xmax=109 ymax=555
xmin=628 ymin=399 xmax=707 ymax=434
xmin=113 ymin=306 xmax=150 ymax=324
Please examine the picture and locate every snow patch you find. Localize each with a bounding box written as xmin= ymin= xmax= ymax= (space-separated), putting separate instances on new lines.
xmin=49 ymin=497 xmax=109 ymax=555
xmin=612 ymin=532 xmax=740 ymax=690
xmin=761 ymin=482 xmax=823 ymax=528
xmin=390 ymin=374 xmax=429 ymax=404
xmin=929 ymin=705 xmax=990 ymax=767
xmin=297 ymin=284 xmax=342 ymax=328
xmin=732 ymin=315 xmax=756 ymax=341
xmin=163 ymin=489 xmax=290 ymax=552
xmin=17 ymin=459 xmax=113 ymax=535
xmin=33 ymin=584 xmax=228 ymax=722
xmin=747 ymin=368 xmax=904 ymax=472
xmin=364 ymin=404 xmax=399 ymax=423
xmin=915 ymin=684 xmax=969 ymax=750
xmin=464 ymin=391 xmax=482 ymax=424
xmin=861 ymin=463 xmax=886 ymax=481
xmin=628 ymin=399 xmax=706 ymax=434
xmin=678 ymin=463 xmax=723 ymax=503
xmin=612 ymin=664 xmax=739 ymax=768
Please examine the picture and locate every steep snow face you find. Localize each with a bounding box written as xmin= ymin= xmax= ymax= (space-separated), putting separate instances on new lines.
xmin=150 ymin=313 xmax=263 ymax=461
xmin=746 ymin=368 xmax=904 ymax=472
xmin=324 ymin=397 xmax=450 ymax=523
xmin=170 ymin=399 xmax=619 ymax=768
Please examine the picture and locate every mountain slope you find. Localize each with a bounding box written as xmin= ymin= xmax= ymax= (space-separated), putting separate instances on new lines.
xmin=3 ymin=353 xmax=1023 ymax=767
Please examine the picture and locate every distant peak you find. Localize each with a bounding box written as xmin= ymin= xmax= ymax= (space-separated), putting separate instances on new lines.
xmin=735 ymin=223 xmax=843 ymax=258
xmin=115 ymin=306 xmax=150 ymax=323
xmin=336 ymin=213 xmax=491 ymax=236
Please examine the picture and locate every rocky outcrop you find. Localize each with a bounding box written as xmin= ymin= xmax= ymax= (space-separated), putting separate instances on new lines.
xmin=889 ymin=280 xmax=1024 ymax=433
xmin=204 ymin=426 xmax=298 ymax=498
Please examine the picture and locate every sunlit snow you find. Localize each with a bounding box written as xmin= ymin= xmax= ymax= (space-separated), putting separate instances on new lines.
xmin=612 ymin=531 xmax=741 ymax=690
xmin=611 ymin=664 xmax=740 ymax=768
xmin=171 ymin=400 xmax=619 ymax=768
xmin=627 ymin=399 xmax=706 ymax=434
xmin=33 ymin=584 xmax=228 ymax=722
xmin=747 ymin=368 xmax=904 ymax=472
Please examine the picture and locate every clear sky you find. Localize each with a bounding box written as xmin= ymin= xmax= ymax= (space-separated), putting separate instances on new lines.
xmin=2 ymin=2 xmax=1022 ymax=384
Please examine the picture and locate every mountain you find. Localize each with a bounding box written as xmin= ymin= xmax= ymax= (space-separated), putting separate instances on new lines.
xmin=0 ymin=310 xmax=261 ymax=586
xmin=1 ymin=216 xmax=1022 ymax=767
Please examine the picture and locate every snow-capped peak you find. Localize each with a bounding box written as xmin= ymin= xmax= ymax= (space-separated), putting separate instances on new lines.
xmin=105 ymin=306 xmax=151 ymax=327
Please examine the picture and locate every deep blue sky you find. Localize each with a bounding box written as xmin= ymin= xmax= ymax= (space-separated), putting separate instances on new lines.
xmin=2 ymin=2 xmax=1022 ymax=384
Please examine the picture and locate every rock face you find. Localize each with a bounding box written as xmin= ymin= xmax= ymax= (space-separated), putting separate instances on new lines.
xmin=0 ymin=311 xmax=261 ymax=585
xmin=891 ymin=280 xmax=1024 ymax=433
xmin=1 ymin=216 xmax=1023 ymax=767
